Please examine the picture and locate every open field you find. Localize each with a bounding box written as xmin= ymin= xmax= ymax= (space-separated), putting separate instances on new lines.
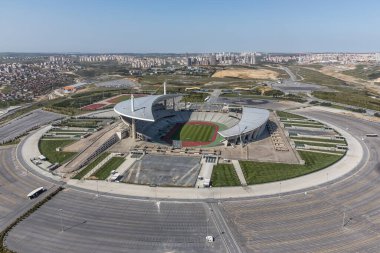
xmin=92 ymin=157 xmax=125 ymax=180
xmin=313 ymin=90 xmax=380 ymax=111
xmin=289 ymin=66 xmax=346 ymax=87
xmin=342 ymin=64 xmax=380 ymax=81
xmin=38 ymin=139 xmax=76 ymax=164
xmin=211 ymin=164 xmax=241 ymax=187
xmin=212 ymin=68 xmax=279 ymax=80
xmin=73 ymin=152 xmax=109 ymax=179
xmin=240 ymin=151 xmax=343 ymax=184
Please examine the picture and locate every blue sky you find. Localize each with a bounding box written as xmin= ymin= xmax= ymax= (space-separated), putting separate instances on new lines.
xmin=1 ymin=0 xmax=379 ymax=53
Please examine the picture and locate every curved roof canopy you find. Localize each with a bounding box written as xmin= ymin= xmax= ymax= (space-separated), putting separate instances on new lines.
xmin=218 ymin=107 xmax=269 ymax=138
xmin=114 ymin=94 xmax=182 ymax=122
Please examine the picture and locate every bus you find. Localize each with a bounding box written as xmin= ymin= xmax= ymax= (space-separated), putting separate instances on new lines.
xmin=27 ymin=187 xmax=45 ymax=199
xmin=366 ymin=134 xmax=378 ymax=137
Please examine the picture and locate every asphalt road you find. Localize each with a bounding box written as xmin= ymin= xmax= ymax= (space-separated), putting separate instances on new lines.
xmin=0 ymin=109 xmax=63 ymax=143
xmin=0 ymin=146 xmax=55 ymax=230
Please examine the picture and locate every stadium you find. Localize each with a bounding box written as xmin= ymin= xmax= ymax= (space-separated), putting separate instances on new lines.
xmin=113 ymin=90 xmax=269 ymax=148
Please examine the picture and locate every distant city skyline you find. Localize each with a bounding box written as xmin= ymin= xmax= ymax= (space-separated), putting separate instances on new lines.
xmin=1 ymin=0 xmax=380 ymax=53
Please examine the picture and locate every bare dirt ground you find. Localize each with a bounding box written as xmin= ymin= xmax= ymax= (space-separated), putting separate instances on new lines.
xmin=212 ymin=68 xmax=279 ymax=80
xmin=309 ymin=65 xmax=380 ymax=95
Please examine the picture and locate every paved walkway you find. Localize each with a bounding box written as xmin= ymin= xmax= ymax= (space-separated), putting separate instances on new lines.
xmin=231 ymin=160 xmax=247 ymax=186
xmin=19 ymin=125 xmax=62 ymax=181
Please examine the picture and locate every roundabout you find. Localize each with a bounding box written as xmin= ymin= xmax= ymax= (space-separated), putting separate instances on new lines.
xmin=2 ymin=106 xmax=380 ymax=253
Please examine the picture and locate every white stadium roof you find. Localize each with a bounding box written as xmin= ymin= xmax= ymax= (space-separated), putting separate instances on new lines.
xmin=114 ymin=94 xmax=181 ymax=122
xmin=218 ymin=107 xmax=270 ymax=138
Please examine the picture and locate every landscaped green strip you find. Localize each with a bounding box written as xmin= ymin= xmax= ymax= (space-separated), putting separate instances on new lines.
xmin=301 ymin=149 xmax=346 ymax=154
xmin=294 ymin=141 xmax=340 ymax=148
xmin=276 ymin=111 xmax=306 ymax=119
xmin=283 ymin=120 xmax=324 ymax=126
xmin=291 ymin=137 xmax=346 ymax=144
xmin=38 ymin=139 xmax=77 ymax=164
xmin=211 ymin=164 xmax=241 ymax=187
xmin=284 ymin=123 xmax=324 ymax=128
xmin=73 ymin=152 xmax=109 ymax=179
xmin=241 ymin=151 xmax=343 ymax=185
xmin=92 ymin=157 xmax=125 ymax=180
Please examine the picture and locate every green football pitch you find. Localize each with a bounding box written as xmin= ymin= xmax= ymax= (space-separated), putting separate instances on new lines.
xmin=172 ymin=123 xmax=216 ymax=142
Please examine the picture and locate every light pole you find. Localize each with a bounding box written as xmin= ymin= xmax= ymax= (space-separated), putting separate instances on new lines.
xmin=239 ymin=126 xmax=247 ymax=147
xmin=95 ymin=180 xmax=99 ymax=197
xmin=206 ymin=218 xmax=209 ymax=236
xmin=342 ymin=211 xmax=346 ymax=228
xmin=58 ymin=209 xmax=64 ymax=232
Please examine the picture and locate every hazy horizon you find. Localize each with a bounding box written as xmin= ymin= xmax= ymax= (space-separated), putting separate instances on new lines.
xmin=1 ymin=0 xmax=380 ymax=53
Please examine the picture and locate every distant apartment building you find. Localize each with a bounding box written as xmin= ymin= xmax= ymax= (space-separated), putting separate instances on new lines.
xmin=376 ymin=53 xmax=380 ymax=63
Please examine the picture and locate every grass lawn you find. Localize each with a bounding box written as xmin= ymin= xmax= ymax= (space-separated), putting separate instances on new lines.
xmin=73 ymin=152 xmax=109 ymax=179
xmin=173 ymin=123 xmax=215 ymax=142
xmin=38 ymin=139 xmax=77 ymax=164
xmin=211 ymin=164 xmax=241 ymax=187
xmin=276 ymin=111 xmax=306 ymax=119
xmin=240 ymin=151 xmax=343 ymax=184
xmin=92 ymin=157 xmax=125 ymax=180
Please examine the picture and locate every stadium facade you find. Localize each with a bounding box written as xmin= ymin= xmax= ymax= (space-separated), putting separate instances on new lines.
xmin=114 ymin=92 xmax=269 ymax=146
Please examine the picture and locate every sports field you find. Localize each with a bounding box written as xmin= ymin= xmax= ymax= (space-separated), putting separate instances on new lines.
xmin=164 ymin=121 xmax=219 ymax=147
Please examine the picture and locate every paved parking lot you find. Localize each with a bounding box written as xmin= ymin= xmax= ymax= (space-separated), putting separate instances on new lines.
xmin=0 ymin=109 xmax=63 ymax=143
xmin=6 ymin=190 xmax=227 ymax=253
xmin=221 ymin=111 xmax=380 ymax=253
xmin=123 ymin=154 xmax=201 ymax=186
xmin=0 ymin=146 xmax=54 ymax=230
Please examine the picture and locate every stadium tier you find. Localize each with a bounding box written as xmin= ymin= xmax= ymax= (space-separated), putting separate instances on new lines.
xmin=114 ymin=94 xmax=269 ymax=146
